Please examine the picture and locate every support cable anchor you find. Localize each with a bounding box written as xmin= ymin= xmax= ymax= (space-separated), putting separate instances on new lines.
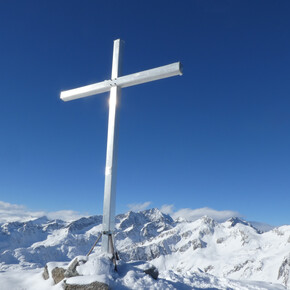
xmin=86 ymin=231 xmax=119 ymax=271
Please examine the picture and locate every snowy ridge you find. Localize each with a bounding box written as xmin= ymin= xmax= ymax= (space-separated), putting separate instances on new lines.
xmin=0 ymin=208 xmax=289 ymax=289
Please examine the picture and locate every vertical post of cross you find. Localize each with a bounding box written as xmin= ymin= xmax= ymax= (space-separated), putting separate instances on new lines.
xmin=60 ymin=39 xmax=182 ymax=255
xmin=101 ymin=39 xmax=123 ymax=253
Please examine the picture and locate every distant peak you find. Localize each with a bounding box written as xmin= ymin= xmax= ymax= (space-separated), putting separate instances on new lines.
xmin=201 ymin=215 xmax=215 ymax=223
xmin=226 ymin=217 xmax=263 ymax=233
xmin=227 ymin=217 xmax=250 ymax=227
xmin=30 ymin=216 xmax=49 ymax=224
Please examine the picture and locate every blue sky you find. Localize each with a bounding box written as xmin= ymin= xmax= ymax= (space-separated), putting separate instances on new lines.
xmin=0 ymin=1 xmax=289 ymax=226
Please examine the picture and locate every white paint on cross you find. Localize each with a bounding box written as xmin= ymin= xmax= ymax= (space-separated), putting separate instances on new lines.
xmin=60 ymin=39 xmax=182 ymax=253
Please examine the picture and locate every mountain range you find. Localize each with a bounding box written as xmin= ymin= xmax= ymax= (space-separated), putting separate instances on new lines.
xmin=0 ymin=208 xmax=289 ymax=289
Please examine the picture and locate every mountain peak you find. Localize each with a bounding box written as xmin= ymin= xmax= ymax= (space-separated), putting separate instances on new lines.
xmin=225 ymin=217 xmax=263 ymax=233
xmin=227 ymin=217 xmax=250 ymax=227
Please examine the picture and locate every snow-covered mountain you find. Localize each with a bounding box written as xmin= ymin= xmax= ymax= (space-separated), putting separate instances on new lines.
xmin=0 ymin=208 xmax=289 ymax=289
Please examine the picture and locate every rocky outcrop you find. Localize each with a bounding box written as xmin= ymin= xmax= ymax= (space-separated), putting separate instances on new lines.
xmin=42 ymin=264 xmax=49 ymax=280
xmin=144 ymin=265 xmax=159 ymax=280
xmin=43 ymin=257 xmax=83 ymax=284
xmin=62 ymin=280 xmax=109 ymax=290
xmin=278 ymin=254 xmax=290 ymax=287
xmin=192 ymin=238 xmax=206 ymax=250
xmin=52 ymin=267 xmax=66 ymax=284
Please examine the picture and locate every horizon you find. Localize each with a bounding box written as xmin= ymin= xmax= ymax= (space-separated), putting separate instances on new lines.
xmin=0 ymin=1 xmax=289 ymax=226
xmin=0 ymin=200 xmax=282 ymax=229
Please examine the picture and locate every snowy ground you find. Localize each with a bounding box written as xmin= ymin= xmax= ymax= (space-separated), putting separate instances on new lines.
xmin=0 ymin=253 xmax=286 ymax=290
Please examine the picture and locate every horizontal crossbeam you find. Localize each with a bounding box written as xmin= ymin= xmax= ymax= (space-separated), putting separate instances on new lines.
xmin=60 ymin=62 xmax=182 ymax=102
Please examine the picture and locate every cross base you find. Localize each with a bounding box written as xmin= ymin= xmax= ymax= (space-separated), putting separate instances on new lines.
xmin=86 ymin=231 xmax=119 ymax=271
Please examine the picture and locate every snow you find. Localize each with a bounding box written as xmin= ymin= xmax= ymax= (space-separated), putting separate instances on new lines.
xmin=0 ymin=269 xmax=56 ymax=290
xmin=0 ymin=208 xmax=289 ymax=289
xmin=0 ymin=256 xmax=286 ymax=290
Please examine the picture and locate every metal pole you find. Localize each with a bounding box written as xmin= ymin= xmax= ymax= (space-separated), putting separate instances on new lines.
xmin=86 ymin=232 xmax=102 ymax=257
xmin=101 ymin=39 xmax=123 ymax=253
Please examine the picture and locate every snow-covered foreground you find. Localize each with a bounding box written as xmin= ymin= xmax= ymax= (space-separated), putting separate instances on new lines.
xmin=0 ymin=254 xmax=286 ymax=289
xmin=0 ymin=208 xmax=289 ymax=289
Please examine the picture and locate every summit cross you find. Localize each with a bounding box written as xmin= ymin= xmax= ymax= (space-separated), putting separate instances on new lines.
xmin=60 ymin=39 xmax=183 ymax=254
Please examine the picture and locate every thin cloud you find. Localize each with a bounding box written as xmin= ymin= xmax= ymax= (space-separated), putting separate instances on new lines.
xmin=0 ymin=200 xmax=86 ymax=223
xmin=0 ymin=201 xmax=43 ymax=223
xmin=160 ymin=204 xmax=242 ymax=222
xmin=160 ymin=204 xmax=174 ymax=215
xmin=127 ymin=201 xmax=151 ymax=212
xmin=46 ymin=210 xmax=88 ymax=222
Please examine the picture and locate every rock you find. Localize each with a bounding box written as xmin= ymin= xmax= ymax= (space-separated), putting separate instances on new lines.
xmin=278 ymin=254 xmax=290 ymax=287
xmin=62 ymin=280 xmax=109 ymax=290
xmin=43 ymin=264 xmax=49 ymax=280
xmin=179 ymin=241 xmax=191 ymax=252
xmin=204 ymin=265 xmax=214 ymax=273
xmin=52 ymin=267 xmax=66 ymax=284
xmin=43 ymin=257 xmax=86 ymax=284
xmin=216 ymin=237 xmax=225 ymax=244
xmin=192 ymin=238 xmax=206 ymax=250
xmin=144 ymin=265 xmax=159 ymax=280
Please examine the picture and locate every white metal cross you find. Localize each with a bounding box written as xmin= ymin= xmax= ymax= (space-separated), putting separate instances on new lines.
xmin=60 ymin=39 xmax=182 ymax=253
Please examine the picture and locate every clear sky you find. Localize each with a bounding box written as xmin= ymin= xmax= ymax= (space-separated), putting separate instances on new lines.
xmin=0 ymin=1 xmax=289 ymax=226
